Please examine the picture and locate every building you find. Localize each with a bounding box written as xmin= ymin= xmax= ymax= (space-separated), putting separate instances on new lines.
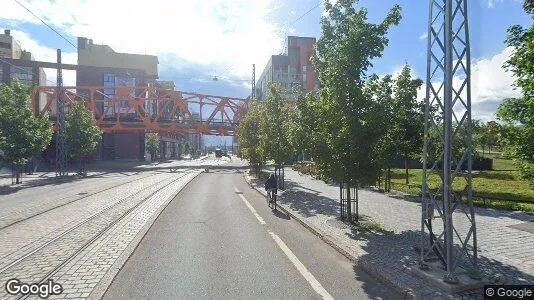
xmin=76 ymin=37 xmax=159 ymax=160
xmin=0 ymin=29 xmax=46 ymax=87
xmin=256 ymin=36 xmax=318 ymax=100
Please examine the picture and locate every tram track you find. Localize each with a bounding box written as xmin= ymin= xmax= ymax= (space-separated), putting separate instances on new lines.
xmin=0 ymin=172 xmax=161 ymax=231
xmin=0 ymin=171 xmax=190 ymax=276
xmin=0 ymin=171 xmax=197 ymax=300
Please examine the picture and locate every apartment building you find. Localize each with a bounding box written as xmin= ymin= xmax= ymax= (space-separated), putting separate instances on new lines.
xmin=0 ymin=29 xmax=46 ymax=87
xmin=256 ymin=36 xmax=318 ymax=100
xmin=76 ymin=37 xmax=159 ymax=160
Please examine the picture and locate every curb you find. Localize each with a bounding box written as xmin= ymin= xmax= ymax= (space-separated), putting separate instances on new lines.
xmin=89 ymin=170 xmax=204 ymax=300
xmin=243 ymin=172 xmax=418 ymax=300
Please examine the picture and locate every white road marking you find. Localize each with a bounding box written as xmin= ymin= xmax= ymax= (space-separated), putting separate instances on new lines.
xmin=234 ymin=187 xmax=266 ymax=225
xmin=269 ymin=231 xmax=334 ymax=300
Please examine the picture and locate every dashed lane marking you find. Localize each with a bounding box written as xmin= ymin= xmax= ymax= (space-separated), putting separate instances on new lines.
xmin=234 ymin=187 xmax=266 ymax=225
xmin=269 ymin=231 xmax=334 ymax=300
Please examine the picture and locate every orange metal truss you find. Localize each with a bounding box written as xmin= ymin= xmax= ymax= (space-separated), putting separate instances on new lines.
xmin=33 ymin=86 xmax=250 ymax=136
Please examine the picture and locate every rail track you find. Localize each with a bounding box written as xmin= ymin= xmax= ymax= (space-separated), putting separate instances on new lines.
xmin=0 ymin=172 xmax=162 ymax=231
xmin=0 ymin=170 xmax=196 ymax=300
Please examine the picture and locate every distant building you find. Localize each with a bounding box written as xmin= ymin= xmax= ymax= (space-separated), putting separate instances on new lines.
xmin=256 ymin=36 xmax=318 ymax=100
xmin=0 ymin=29 xmax=47 ymax=87
xmin=76 ymin=36 xmax=159 ymax=160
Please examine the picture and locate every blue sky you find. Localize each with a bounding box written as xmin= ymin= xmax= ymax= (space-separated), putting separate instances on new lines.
xmin=0 ymin=0 xmax=531 ymax=145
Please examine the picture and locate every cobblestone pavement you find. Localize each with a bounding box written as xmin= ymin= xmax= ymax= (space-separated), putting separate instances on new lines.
xmin=247 ymin=167 xmax=534 ymax=299
xmin=0 ymin=157 xmax=228 ymax=300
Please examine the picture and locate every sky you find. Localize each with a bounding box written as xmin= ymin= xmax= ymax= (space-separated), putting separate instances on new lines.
xmin=0 ymin=0 xmax=531 ymax=145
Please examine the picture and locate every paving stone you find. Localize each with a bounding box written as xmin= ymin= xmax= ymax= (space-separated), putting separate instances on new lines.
xmin=0 ymin=160 xmax=224 ymax=300
xmin=248 ymin=167 xmax=534 ymax=298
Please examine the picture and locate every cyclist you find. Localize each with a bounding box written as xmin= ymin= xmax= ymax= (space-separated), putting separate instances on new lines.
xmin=264 ymin=173 xmax=277 ymax=202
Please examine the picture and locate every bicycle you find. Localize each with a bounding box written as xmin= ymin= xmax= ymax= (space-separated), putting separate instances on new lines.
xmin=267 ymin=189 xmax=277 ymax=211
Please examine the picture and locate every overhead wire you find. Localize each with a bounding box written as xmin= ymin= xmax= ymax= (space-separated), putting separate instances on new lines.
xmin=12 ymin=0 xmax=77 ymax=50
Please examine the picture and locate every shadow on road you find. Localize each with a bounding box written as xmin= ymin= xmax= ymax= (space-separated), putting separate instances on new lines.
xmin=272 ymin=208 xmax=290 ymax=220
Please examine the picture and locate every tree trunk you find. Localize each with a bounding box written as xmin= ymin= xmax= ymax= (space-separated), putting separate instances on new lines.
xmin=355 ymin=184 xmax=359 ymax=223
xmin=387 ymin=167 xmax=392 ymax=192
xmin=346 ymin=183 xmax=351 ymax=221
xmin=405 ymin=158 xmax=409 ymax=185
xmin=15 ymin=165 xmax=21 ymax=184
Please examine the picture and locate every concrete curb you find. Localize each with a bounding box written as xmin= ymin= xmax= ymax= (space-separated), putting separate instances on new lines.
xmin=243 ymin=172 xmax=418 ymax=300
xmin=89 ymin=170 xmax=204 ymax=300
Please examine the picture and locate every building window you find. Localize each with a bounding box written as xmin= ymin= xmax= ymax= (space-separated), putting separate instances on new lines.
xmin=103 ymin=73 xmax=115 ymax=85
xmin=0 ymin=42 xmax=10 ymax=49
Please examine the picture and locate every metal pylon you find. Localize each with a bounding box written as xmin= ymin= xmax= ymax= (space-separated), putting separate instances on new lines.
xmin=421 ymin=0 xmax=478 ymax=282
xmin=55 ymin=49 xmax=68 ymax=177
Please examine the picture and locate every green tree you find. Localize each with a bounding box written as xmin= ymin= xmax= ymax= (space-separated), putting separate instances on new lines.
xmin=312 ymin=0 xmax=401 ymax=219
xmin=64 ymin=102 xmax=102 ymax=175
xmin=146 ymin=133 xmax=160 ymax=162
xmin=392 ymin=65 xmax=424 ymax=184
xmin=237 ymin=102 xmax=265 ymax=174
xmin=290 ymin=92 xmax=320 ymax=162
xmin=365 ymin=74 xmax=395 ymax=191
xmin=497 ymin=0 xmax=534 ymax=182
xmin=259 ymin=85 xmax=296 ymax=171
xmin=0 ymin=80 xmax=52 ymax=183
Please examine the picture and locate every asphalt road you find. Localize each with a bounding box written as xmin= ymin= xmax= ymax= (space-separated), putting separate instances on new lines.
xmin=103 ymin=163 xmax=400 ymax=299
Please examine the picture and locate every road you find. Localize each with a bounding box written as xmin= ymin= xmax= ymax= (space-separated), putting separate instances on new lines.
xmin=103 ymin=160 xmax=400 ymax=299
xmin=0 ymin=157 xmax=226 ymax=299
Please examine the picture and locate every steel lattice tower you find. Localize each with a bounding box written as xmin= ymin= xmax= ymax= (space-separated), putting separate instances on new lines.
xmin=55 ymin=49 xmax=68 ymax=177
xmin=421 ymin=0 xmax=479 ymax=282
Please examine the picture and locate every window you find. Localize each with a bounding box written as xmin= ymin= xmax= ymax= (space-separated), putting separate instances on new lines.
xmin=103 ymin=74 xmax=115 ymax=85
xmin=0 ymin=42 xmax=11 ymax=49
xmin=103 ymin=74 xmax=115 ymax=96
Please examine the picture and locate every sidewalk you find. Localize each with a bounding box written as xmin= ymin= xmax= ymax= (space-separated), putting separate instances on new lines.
xmin=245 ymin=167 xmax=534 ymax=299
xmin=0 ymin=156 xmax=210 ymax=188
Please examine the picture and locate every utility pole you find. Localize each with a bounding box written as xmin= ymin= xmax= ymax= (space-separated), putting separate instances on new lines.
xmin=251 ymin=64 xmax=256 ymax=100
xmin=420 ymin=0 xmax=478 ymax=282
xmin=55 ymin=49 xmax=68 ymax=177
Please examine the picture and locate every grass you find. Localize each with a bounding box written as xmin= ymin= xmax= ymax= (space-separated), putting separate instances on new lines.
xmin=365 ymin=221 xmax=384 ymax=233
xmin=479 ymin=151 xmax=518 ymax=171
xmin=390 ymin=168 xmax=534 ymax=212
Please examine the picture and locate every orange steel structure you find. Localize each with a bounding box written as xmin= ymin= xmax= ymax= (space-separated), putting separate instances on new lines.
xmin=33 ymin=86 xmax=250 ymax=136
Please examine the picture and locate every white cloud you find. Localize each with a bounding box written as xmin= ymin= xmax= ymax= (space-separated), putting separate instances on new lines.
xmin=419 ymin=32 xmax=428 ymax=40
xmin=487 ymin=0 xmax=521 ymax=8
xmin=418 ymin=47 xmax=520 ymax=121
xmin=471 ymin=47 xmax=520 ymax=103
xmin=7 ymin=29 xmax=77 ymax=86
xmin=1 ymin=0 xmax=285 ymax=80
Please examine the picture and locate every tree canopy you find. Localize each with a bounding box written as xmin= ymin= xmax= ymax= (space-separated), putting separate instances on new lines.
xmin=64 ymin=101 xmax=102 ymax=172
xmin=497 ymin=0 xmax=534 ymax=181
xmin=0 ymin=80 xmax=52 ymax=168
xmin=311 ymin=0 xmax=402 ymax=186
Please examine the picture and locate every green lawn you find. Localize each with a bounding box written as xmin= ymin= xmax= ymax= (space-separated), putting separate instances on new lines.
xmin=390 ymin=168 xmax=534 ymax=212
xmin=478 ymin=152 xmax=518 ymax=171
